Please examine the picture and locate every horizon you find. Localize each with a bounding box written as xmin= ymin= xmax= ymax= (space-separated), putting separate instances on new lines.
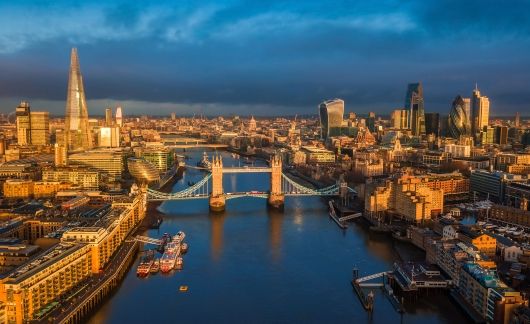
xmin=1 ymin=1 xmax=530 ymax=116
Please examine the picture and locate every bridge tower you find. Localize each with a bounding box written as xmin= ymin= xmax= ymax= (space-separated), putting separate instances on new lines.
xmin=268 ymin=154 xmax=285 ymax=209
xmin=209 ymin=155 xmax=226 ymax=211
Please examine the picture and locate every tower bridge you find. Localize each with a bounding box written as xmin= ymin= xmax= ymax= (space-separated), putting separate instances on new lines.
xmin=146 ymin=155 xmax=356 ymax=212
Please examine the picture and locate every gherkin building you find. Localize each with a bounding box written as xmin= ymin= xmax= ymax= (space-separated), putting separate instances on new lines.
xmin=448 ymin=95 xmax=471 ymax=139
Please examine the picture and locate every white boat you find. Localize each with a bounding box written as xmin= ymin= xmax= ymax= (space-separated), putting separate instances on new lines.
xmin=497 ymin=227 xmax=508 ymax=233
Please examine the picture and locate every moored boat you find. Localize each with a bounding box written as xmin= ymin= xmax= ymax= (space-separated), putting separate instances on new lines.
xmin=150 ymin=259 xmax=160 ymax=273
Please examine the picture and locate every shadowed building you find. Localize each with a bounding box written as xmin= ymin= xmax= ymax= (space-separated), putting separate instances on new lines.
xmin=405 ymin=83 xmax=426 ymax=136
xmin=64 ymin=48 xmax=91 ymax=151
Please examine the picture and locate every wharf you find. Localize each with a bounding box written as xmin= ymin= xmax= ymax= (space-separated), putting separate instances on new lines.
xmin=328 ymin=201 xmax=347 ymax=229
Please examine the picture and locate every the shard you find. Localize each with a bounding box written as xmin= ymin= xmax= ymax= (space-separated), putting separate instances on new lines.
xmin=64 ymin=48 xmax=91 ymax=151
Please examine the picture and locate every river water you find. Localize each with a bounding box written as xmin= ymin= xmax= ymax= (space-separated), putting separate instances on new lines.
xmin=88 ymin=150 xmax=470 ymax=324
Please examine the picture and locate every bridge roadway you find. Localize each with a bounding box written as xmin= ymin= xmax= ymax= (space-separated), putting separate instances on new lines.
xmin=164 ymin=144 xmax=228 ymax=149
xmin=40 ymin=239 xmax=139 ymax=323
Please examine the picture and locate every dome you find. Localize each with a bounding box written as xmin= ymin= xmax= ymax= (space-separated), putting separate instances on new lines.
xmin=128 ymin=158 xmax=160 ymax=183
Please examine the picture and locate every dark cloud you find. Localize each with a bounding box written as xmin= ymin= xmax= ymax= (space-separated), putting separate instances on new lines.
xmin=0 ymin=0 xmax=529 ymax=115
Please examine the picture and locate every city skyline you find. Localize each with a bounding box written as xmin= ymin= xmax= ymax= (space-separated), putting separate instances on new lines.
xmin=1 ymin=1 xmax=530 ymax=115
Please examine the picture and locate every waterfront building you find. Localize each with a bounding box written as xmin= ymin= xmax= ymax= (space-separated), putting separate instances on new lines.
xmin=127 ymin=158 xmax=160 ymax=183
xmin=405 ymin=82 xmax=425 ymax=136
xmin=64 ymin=48 xmax=91 ymax=151
xmin=139 ymin=147 xmax=174 ymax=172
xmin=68 ymin=150 xmax=125 ymax=181
xmin=457 ymin=262 xmax=524 ymax=323
xmin=0 ymin=242 xmax=92 ymax=323
xmin=319 ymin=99 xmax=344 ymax=139
xmin=365 ymin=174 xmax=444 ymax=223
xmin=391 ymin=109 xmax=409 ymax=129
xmin=448 ymin=96 xmax=471 ymax=139
xmin=15 ymin=101 xmax=31 ymax=146
xmin=29 ymin=112 xmax=49 ymax=146
xmin=471 ymin=86 xmax=490 ymax=140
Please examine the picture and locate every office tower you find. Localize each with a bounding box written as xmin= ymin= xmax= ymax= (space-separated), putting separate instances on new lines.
xmin=68 ymin=150 xmax=125 ymax=181
xmin=16 ymin=101 xmax=31 ymax=145
xmin=391 ymin=109 xmax=409 ymax=129
xmin=105 ymin=108 xmax=113 ymax=126
xmin=319 ymin=99 xmax=344 ymax=139
xmin=98 ymin=127 xmax=120 ymax=148
xmin=448 ymin=95 xmax=471 ymax=139
xmin=64 ymin=48 xmax=91 ymax=151
xmin=494 ymin=126 xmax=508 ymax=145
xmin=54 ymin=143 xmax=67 ymax=167
xmin=30 ymin=111 xmax=50 ymax=145
xmin=515 ymin=112 xmax=520 ymax=128
xmin=481 ymin=126 xmax=495 ymax=144
xmin=171 ymin=112 xmax=176 ymax=120
xmin=367 ymin=112 xmax=376 ymax=132
xmin=424 ymin=113 xmax=440 ymax=136
xmin=405 ymin=82 xmax=425 ymax=136
xmin=115 ymin=106 xmax=123 ymax=127
xmin=471 ymin=85 xmax=490 ymax=139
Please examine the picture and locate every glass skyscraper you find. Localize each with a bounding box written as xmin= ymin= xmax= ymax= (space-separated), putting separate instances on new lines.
xmin=64 ymin=48 xmax=91 ymax=151
xmin=471 ymin=85 xmax=490 ymax=139
xmin=405 ymin=82 xmax=425 ymax=136
xmin=319 ymin=99 xmax=344 ymax=139
xmin=448 ymin=95 xmax=471 ymax=139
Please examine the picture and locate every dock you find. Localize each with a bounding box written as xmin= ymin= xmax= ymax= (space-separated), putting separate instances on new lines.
xmin=328 ymin=201 xmax=347 ymax=229
xmin=351 ymin=268 xmax=404 ymax=314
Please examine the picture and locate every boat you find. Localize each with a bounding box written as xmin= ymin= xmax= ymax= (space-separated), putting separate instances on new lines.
xmin=150 ymin=259 xmax=160 ymax=273
xmin=136 ymin=250 xmax=155 ymax=277
xmin=160 ymin=233 xmax=183 ymax=273
xmin=181 ymin=242 xmax=188 ymax=253
xmin=197 ymin=152 xmax=212 ymax=169
xmin=179 ymin=285 xmax=188 ymax=292
xmin=175 ymin=257 xmax=183 ymax=270
xmin=497 ymin=227 xmax=508 ymax=233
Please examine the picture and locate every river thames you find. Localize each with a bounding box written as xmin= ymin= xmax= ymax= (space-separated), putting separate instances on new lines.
xmin=88 ymin=150 xmax=470 ymax=323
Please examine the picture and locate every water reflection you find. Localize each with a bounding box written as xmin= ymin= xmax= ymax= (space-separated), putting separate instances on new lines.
xmin=209 ymin=211 xmax=225 ymax=262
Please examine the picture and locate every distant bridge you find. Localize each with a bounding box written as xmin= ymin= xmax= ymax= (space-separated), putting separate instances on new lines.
xmin=146 ymin=155 xmax=356 ymax=211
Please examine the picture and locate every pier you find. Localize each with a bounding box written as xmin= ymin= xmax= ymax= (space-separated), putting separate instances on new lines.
xmin=351 ymin=268 xmax=404 ymax=314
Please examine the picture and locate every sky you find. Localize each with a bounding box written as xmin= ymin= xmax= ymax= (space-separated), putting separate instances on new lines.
xmin=0 ymin=0 xmax=529 ymax=117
